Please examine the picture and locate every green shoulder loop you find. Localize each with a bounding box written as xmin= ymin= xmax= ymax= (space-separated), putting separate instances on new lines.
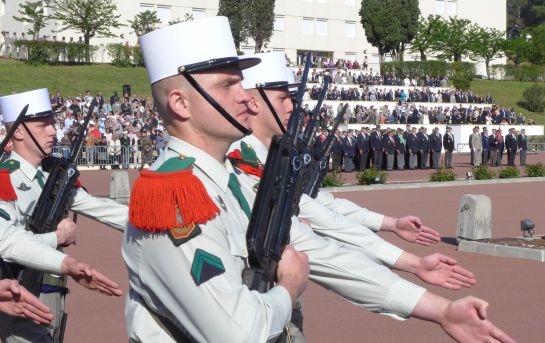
xmin=155 ymin=156 xmax=196 ymax=173
xmin=0 ymin=160 xmax=20 ymax=173
xmin=240 ymin=141 xmax=258 ymax=163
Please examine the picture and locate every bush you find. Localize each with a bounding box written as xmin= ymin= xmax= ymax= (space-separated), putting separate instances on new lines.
xmin=473 ymin=165 xmax=495 ymax=180
xmin=450 ymin=62 xmax=474 ymax=91
xmin=525 ymin=162 xmax=545 ymax=177
xmin=13 ymin=40 xmax=96 ymax=64
xmin=498 ymin=166 xmax=520 ymax=179
xmin=519 ymin=84 xmax=545 ymax=113
xmin=357 ymin=168 xmax=387 ymax=185
xmin=430 ymin=166 xmax=457 ymax=182
xmin=321 ymin=169 xmax=344 ymax=187
xmin=491 ymin=64 xmax=545 ymax=81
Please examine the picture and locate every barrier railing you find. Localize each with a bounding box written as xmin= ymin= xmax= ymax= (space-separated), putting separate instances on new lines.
xmin=51 ymin=145 xmax=159 ymax=168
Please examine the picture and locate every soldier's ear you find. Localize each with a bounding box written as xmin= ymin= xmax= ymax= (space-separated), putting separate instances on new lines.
xmin=167 ymin=88 xmax=191 ymax=121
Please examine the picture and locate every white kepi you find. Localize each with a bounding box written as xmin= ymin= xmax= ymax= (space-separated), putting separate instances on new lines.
xmin=0 ymin=88 xmax=53 ymax=124
xmin=140 ymin=16 xmax=260 ymax=84
xmin=241 ymin=52 xmax=291 ymax=90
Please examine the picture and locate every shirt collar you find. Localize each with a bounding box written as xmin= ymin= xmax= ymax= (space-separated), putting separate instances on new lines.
xmin=163 ymin=136 xmax=232 ymax=192
xmin=9 ymin=151 xmax=39 ymax=181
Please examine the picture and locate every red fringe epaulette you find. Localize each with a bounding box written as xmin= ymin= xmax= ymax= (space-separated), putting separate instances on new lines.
xmin=129 ymin=169 xmax=220 ymax=232
xmin=0 ymin=170 xmax=17 ymax=201
xmin=227 ymin=150 xmax=264 ymax=178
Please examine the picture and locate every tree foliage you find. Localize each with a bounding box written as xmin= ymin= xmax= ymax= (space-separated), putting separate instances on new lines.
xmin=468 ymin=27 xmax=506 ymax=79
xmin=129 ymin=10 xmax=161 ymax=37
xmin=246 ymin=0 xmax=275 ymax=53
xmin=168 ymin=13 xmax=194 ymax=26
xmin=360 ymin=0 xmax=420 ymax=65
xmin=409 ymin=15 xmax=443 ymax=61
xmin=428 ymin=16 xmax=476 ymax=62
xmin=218 ymin=0 xmax=249 ymax=51
xmin=12 ymin=1 xmax=50 ymax=40
xmin=49 ymin=0 xmax=124 ymax=46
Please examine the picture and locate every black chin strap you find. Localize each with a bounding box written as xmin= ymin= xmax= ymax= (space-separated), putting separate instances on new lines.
xmin=181 ymin=71 xmax=252 ymax=136
xmin=21 ymin=121 xmax=49 ymax=157
xmin=256 ymin=86 xmax=287 ymax=135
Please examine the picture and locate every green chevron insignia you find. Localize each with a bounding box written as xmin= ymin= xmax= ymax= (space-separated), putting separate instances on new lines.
xmin=191 ymin=249 xmax=225 ymax=286
xmin=0 ymin=208 xmax=10 ymax=221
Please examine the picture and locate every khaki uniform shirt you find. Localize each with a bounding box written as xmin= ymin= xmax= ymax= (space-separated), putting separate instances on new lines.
xmin=0 ymin=151 xmax=127 ymax=275
xmin=231 ymin=136 xmax=425 ymax=320
xmin=122 ymin=137 xmax=292 ymax=343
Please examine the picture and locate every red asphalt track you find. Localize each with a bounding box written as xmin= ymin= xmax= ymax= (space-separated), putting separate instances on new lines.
xmin=54 ymin=153 xmax=545 ymax=343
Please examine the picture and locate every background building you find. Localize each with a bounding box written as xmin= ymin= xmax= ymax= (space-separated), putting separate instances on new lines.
xmin=0 ymin=0 xmax=506 ymax=73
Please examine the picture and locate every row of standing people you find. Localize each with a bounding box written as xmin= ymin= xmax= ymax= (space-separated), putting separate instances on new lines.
xmin=469 ymin=127 xmax=529 ymax=167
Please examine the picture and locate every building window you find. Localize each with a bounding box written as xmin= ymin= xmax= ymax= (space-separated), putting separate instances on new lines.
xmin=316 ymin=19 xmax=327 ymax=36
xmin=302 ymin=17 xmax=314 ymax=35
xmin=345 ymin=0 xmax=355 ymax=5
xmin=139 ymin=3 xmax=154 ymax=11
xmin=156 ymin=5 xmax=171 ymax=24
xmin=274 ymin=16 xmax=285 ymax=32
xmin=446 ymin=0 xmax=457 ymax=16
xmin=435 ymin=0 xmax=445 ymax=14
xmin=192 ymin=8 xmax=206 ymax=19
xmin=344 ymin=21 xmax=356 ymax=38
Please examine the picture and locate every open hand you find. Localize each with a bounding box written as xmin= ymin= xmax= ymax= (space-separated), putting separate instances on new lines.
xmin=395 ymin=216 xmax=441 ymax=245
xmin=415 ymin=253 xmax=476 ymax=289
xmin=67 ymin=262 xmax=123 ymax=297
xmin=0 ymin=280 xmax=53 ymax=325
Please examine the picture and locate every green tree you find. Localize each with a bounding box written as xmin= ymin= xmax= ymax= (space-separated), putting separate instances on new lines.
xmin=12 ymin=1 xmax=50 ymax=40
xmin=525 ymin=24 xmax=545 ymax=64
xmin=429 ymin=16 xmax=475 ymax=62
xmin=129 ymin=10 xmax=161 ymax=38
xmin=388 ymin=0 xmax=420 ymax=62
xmin=507 ymin=0 xmax=529 ymax=29
xmin=246 ymin=0 xmax=275 ymax=53
xmin=359 ymin=0 xmax=394 ymax=66
xmin=168 ymin=13 xmax=194 ymax=26
xmin=520 ymin=0 xmax=545 ymax=28
xmin=218 ymin=0 xmax=249 ymax=51
xmin=409 ymin=15 xmax=443 ymax=61
xmin=503 ymin=35 xmax=530 ymax=64
xmin=49 ymin=0 xmax=124 ymax=46
xmin=468 ymin=27 xmax=506 ymax=79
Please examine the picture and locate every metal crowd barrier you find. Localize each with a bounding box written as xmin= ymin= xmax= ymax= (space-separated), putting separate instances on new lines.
xmin=52 ymin=145 xmax=159 ymax=168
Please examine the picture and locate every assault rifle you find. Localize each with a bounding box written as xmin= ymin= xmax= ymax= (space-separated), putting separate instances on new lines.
xmin=303 ymin=104 xmax=347 ymax=199
xmin=15 ymin=101 xmax=96 ymax=297
xmin=0 ymin=105 xmax=29 ymax=163
xmin=245 ymin=53 xmax=312 ymax=292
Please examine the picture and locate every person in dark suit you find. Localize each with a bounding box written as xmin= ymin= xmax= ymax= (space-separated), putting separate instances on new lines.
xmin=495 ymin=128 xmax=504 ymax=166
xmin=356 ymin=126 xmax=370 ymax=171
xmin=330 ymin=129 xmax=343 ymax=171
xmin=505 ymin=128 xmax=518 ymax=166
xmin=395 ymin=128 xmax=406 ymax=170
xmin=403 ymin=124 xmax=411 ymax=168
xmin=407 ymin=127 xmax=419 ymax=169
xmin=488 ymin=129 xmax=497 ymax=167
xmin=481 ymin=127 xmax=490 ymax=165
xmin=429 ymin=127 xmax=442 ymax=169
xmin=370 ymin=126 xmax=383 ymax=170
xmin=443 ymin=126 xmax=455 ymax=168
xmin=518 ymin=128 xmax=528 ymax=166
xmin=417 ymin=127 xmax=430 ymax=169
xmin=342 ymin=130 xmax=356 ymax=172
xmin=384 ymin=129 xmax=397 ymax=171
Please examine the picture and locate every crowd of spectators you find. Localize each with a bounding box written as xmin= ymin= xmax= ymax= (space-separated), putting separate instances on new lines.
xmin=47 ymin=90 xmax=168 ymax=170
xmin=0 ymin=31 xmax=84 ymax=59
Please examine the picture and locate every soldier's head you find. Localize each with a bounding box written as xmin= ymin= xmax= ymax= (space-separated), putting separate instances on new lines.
xmin=241 ymin=52 xmax=294 ymax=141
xmin=141 ymin=17 xmax=260 ymax=156
xmin=0 ymin=88 xmax=57 ymax=164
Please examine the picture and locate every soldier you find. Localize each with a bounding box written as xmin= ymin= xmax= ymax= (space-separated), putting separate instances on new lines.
xmin=406 ymin=127 xmax=419 ymax=169
xmin=429 ymin=127 xmax=442 ymax=169
xmin=0 ymin=88 xmax=124 ymax=343
xmin=122 ymin=17 xmax=309 ymax=342
xmin=417 ymin=127 xmax=430 ymax=169
xmin=139 ymin=129 xmax=153 ymax=170
xmin=230 ymin=51 xmax=514 ymax=343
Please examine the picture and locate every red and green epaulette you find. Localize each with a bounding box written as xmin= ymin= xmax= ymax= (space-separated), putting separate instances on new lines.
xmin=129 ymin=155 xmax=220 ymax=245
xmin=0 ymin=160 xmax=19 ymax=201
xmin=227 ymin=142 xmax=263 ymax=178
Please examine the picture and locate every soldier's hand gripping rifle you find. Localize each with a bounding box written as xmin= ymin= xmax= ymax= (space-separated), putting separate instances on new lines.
xmin=245 ymin=53 xmax=312 ymax=293
xmin=0 ymin=105 xmax=29 ymax=163
xmin=15 ymin=101 xmax=96 ymax=297
xmin=303 ymin=104 xmax=348 ymax=199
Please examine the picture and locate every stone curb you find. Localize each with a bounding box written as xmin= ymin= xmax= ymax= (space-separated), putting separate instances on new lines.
xmin=458 ymin=240 xmax=545 ymax=262
xmin=325 ymin=176 xmax=545 ymax=193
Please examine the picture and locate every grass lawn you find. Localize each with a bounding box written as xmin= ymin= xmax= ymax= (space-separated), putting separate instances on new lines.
xmin=0 ymin=58 xmax=150 ymax=97
xmin=1 ymin=58 xmax=544 ymax=125
xmin=471 ymin=79 xmax=545 ymax=125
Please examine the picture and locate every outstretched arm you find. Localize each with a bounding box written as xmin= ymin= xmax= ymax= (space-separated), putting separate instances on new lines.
xmin=0 ymin=279 xmax=53 ymax=325
xmin=412 ymin=292 xmax=516 ymax=343
xmin=393 ymin=252 xmax=476 ymax=290
xmin=60 ymin=256 xmax=123 ymax=297
xmin=381 ymin=216 xmax=441 ymax=246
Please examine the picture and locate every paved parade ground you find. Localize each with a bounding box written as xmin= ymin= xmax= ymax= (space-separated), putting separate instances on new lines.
xmin=62 ymin=153 xmax=545 ymax=343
